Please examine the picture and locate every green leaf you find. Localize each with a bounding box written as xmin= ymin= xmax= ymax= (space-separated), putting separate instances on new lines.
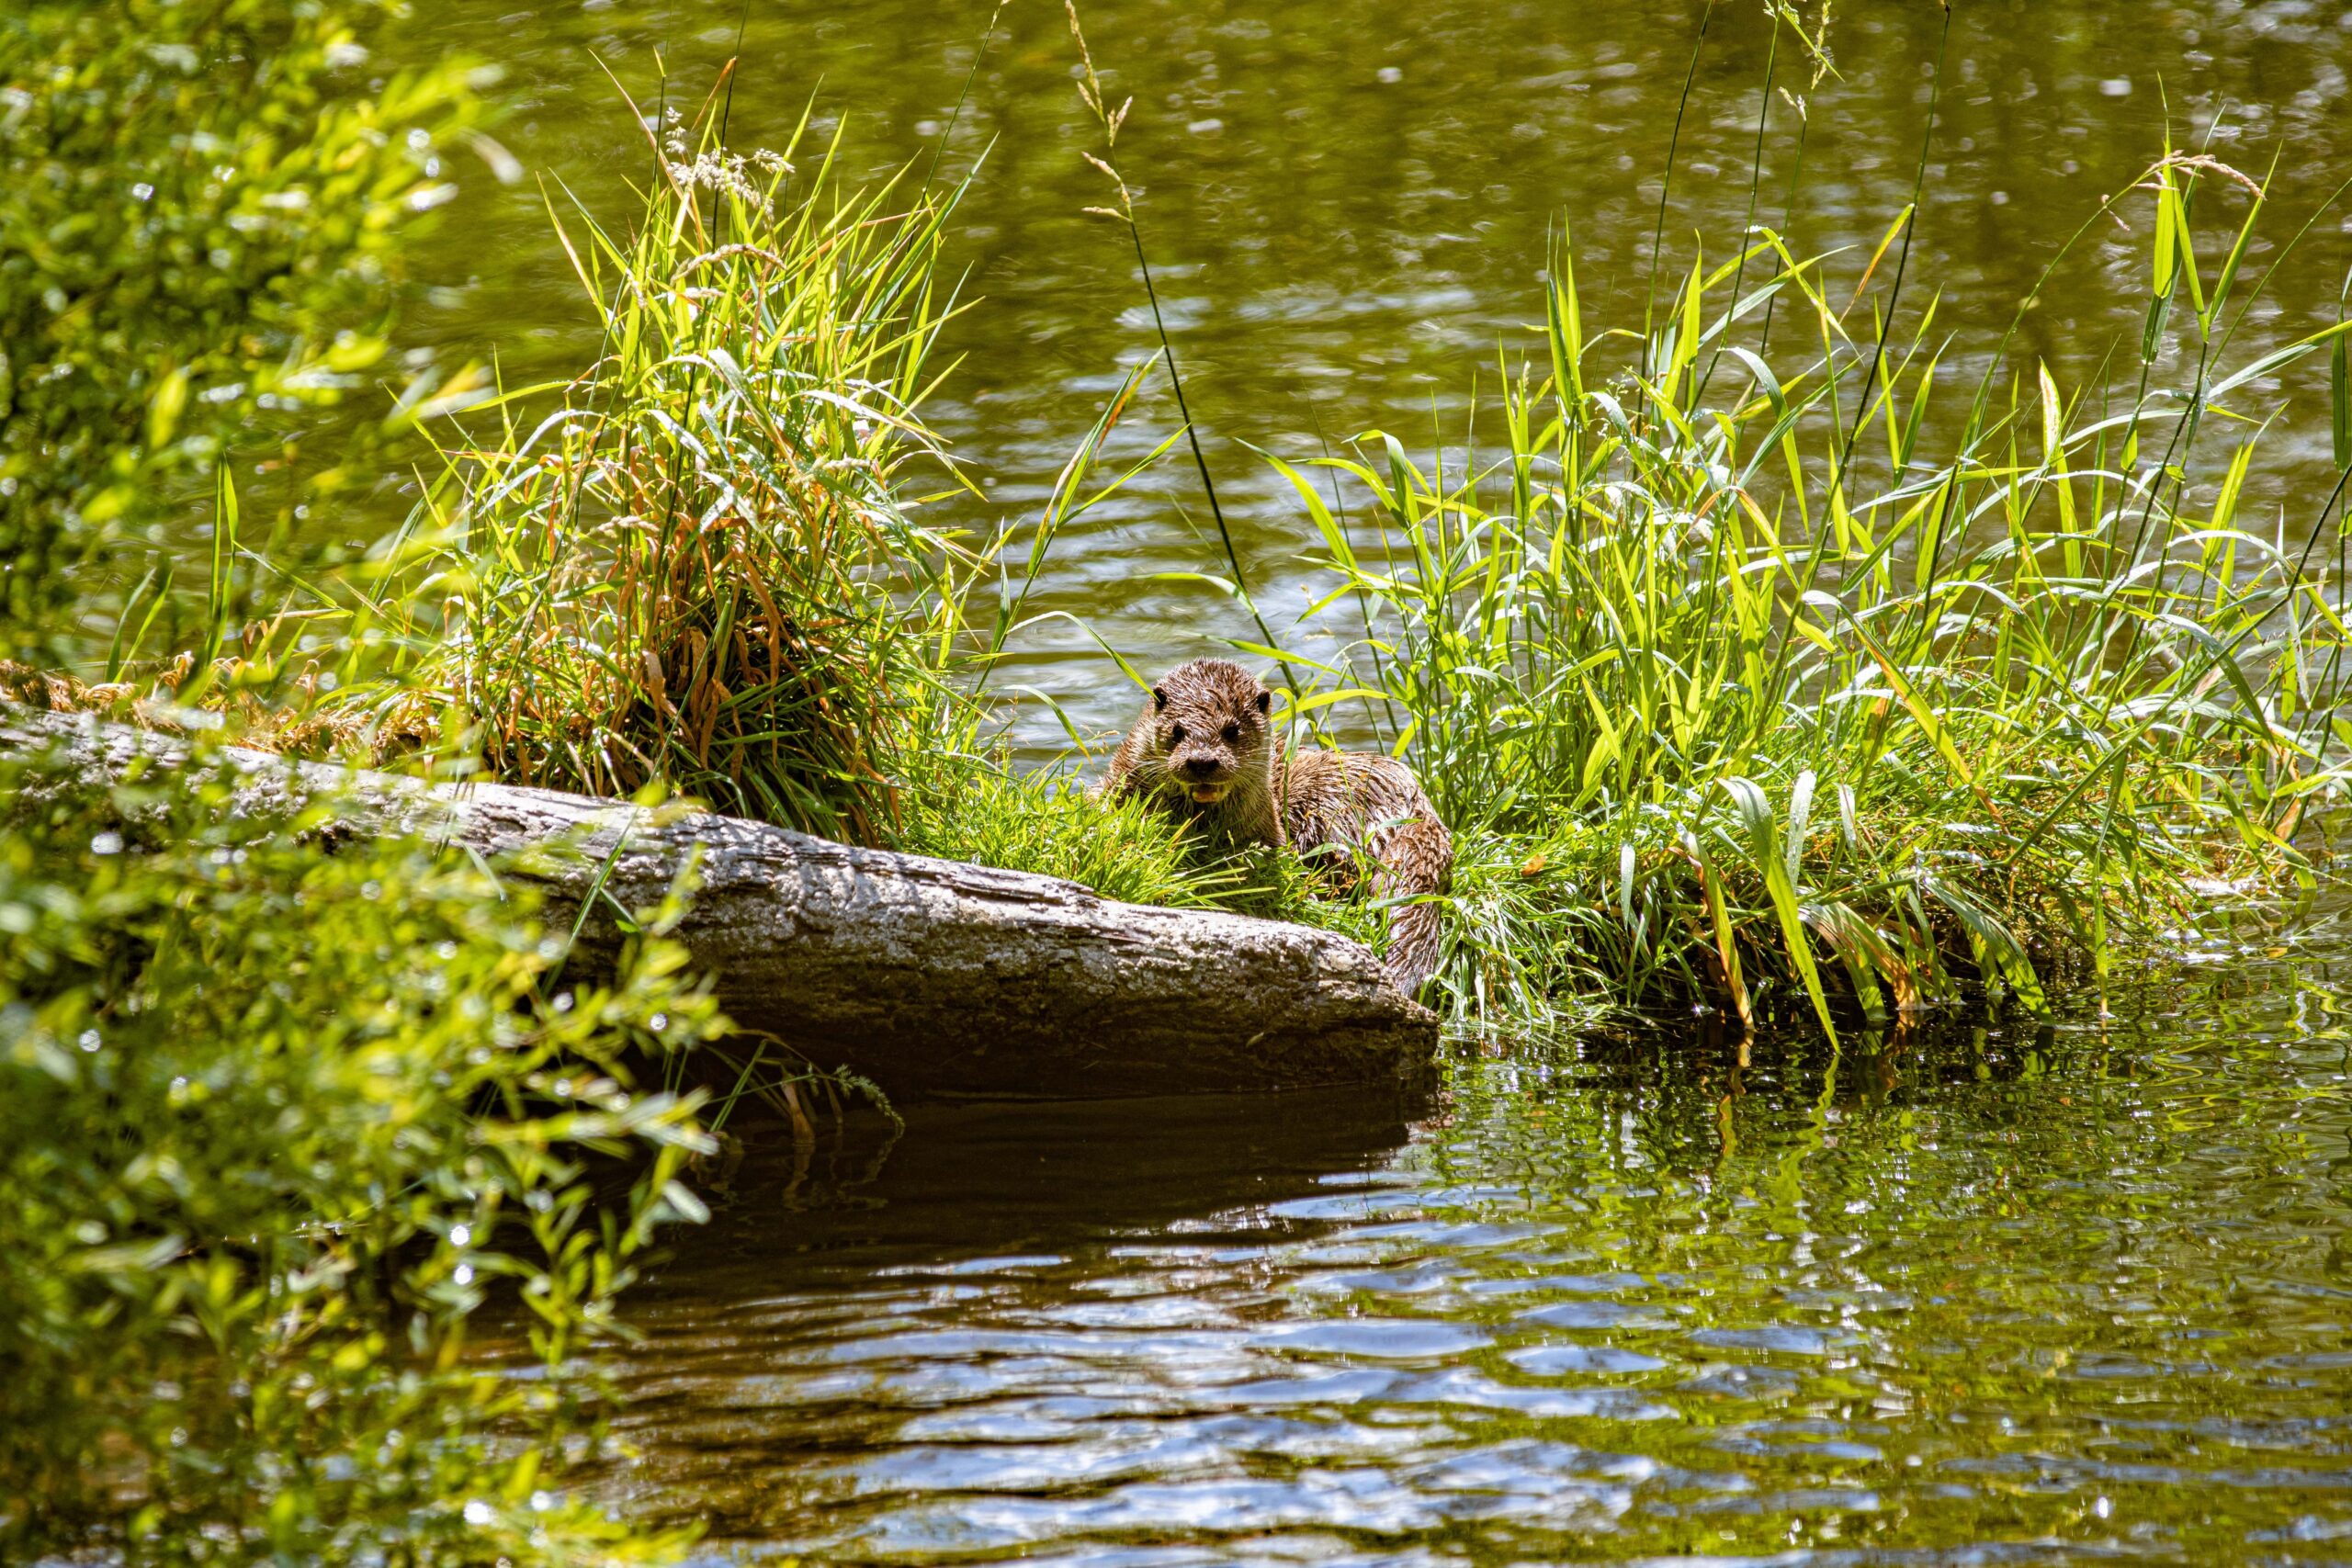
xmin=2333 ymin=328 xmax=2349 ymax=472
xmin=1919 ymin=874 xmax=2046 ymax=1010
xmin=2153 ymin=175 xmax=2178 ymax=299
xmin=1724 ymin=776 xmax=1838 ymax=1044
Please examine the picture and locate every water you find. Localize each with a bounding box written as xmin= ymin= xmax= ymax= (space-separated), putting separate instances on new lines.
xmin=596 ymin=957 xmax=2352 ymax=1562
xmin=394 ymin=0 xmax=2352 ymax=757
xmin=390 ymin=8 xmax=2352 ymax=1553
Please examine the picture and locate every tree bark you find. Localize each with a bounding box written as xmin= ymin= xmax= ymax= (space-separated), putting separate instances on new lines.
xmin=2 ymin=706 xmax=1438 ymax=1099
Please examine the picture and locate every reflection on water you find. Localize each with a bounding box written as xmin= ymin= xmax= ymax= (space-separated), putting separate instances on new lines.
xmin=401 ymin=8 xmax=2352 ymax=1551
xmin=591 ymin=962 xmax=2352 ymax=1562
xmin=394 ymin=0 xmax=2352 ymax=758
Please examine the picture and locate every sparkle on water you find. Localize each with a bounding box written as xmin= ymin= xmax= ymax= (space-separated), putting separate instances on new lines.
xmin=400 ymin=4 xmax=2352 ymax=1555
xmin=594 ymin=949 xmax=2352 ymax=1563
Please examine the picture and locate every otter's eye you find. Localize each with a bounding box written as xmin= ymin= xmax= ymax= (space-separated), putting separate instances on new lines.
xmin=1168 ymin=723 xmax=1187 ymax=745
xmin=1221 ymin=722 xmax=1241 ymax=744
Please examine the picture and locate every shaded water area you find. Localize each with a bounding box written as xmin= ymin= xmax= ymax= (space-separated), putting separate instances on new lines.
xmin=594 ymin=950 xmax=2352 ymax=1562
xmin=397 ymin=0 xmax=2352 ymax=757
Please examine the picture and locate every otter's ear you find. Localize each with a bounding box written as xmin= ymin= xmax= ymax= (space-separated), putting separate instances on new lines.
xmin=1152 ymin=685 xmax=1169 ymax=711
xmin=1254 ymin=690 xmax=1272 ymax=716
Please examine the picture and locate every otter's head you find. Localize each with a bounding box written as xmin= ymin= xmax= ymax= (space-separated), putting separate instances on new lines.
xmin=1143 ymin=658 xmax=1273 ymax=807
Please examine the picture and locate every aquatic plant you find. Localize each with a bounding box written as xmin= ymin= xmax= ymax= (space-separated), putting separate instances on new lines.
xmin=1036 ymin=0 xmax=2346 ymax=1033
xmin=1263 ymin=157 xmax=2352 ymax=1037
xmin=368 ymin=93 xmax=968 ymax=843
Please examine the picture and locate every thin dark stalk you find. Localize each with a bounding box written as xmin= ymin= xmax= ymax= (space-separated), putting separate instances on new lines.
xmin=1834 ymin=2 xmax=1951 ymax=486
xmin=1643 ymin=0 xmax=1717 ymax=398
xmin=1062 ymin=0 xmax=1293 ymax=698
xmin=1124 ymin=217 xmax=1270 ymax=653
xmin=1755 ymin=107 xmax=1810 ymax=358
xmin=2290 ymin=456 xmax=2352 ymax=587
xmin=2305 ymin=261 xmax=2352 ymax=724
xmin=1693 ymin=15 xmax=1780 ymax=410
xmin=708 ymin=0 xmax=751 ymax=237
xmin=924 ymin=1 xmax=1007 ymax=191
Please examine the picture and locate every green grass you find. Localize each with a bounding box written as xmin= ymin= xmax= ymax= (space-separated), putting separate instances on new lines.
xmin=1030 ymin=4 xmax=2349 ymax=1038
xmin=320 ymin=76 xmax=2352 ymax=1049
xmin=393 ymin=107 xmax=971 ymax=843
xmin=892 ymin=756 xmax=1230 ymax=908
xmin=13 ymin=5 xmax=2335 ymax=1051
xmin=1245 ymin=157 xmax=2352 ymax=1039
xmin=75 ymin=30 xmax=2327 ymax=1050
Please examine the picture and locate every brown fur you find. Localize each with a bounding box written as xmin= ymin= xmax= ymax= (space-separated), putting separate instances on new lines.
xmin=1098 ymin=658 xmax=1453 ymax=994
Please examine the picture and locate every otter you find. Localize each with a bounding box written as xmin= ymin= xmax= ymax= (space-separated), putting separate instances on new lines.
xmin=1098 ymin=658 xmax=1453 ymax=994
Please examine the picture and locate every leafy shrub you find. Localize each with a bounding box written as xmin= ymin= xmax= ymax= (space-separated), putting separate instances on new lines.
xmin=0 ymin=0 xmax=484 ymax=660
xmin=0 ymin=741 xmax=718 ymax=1563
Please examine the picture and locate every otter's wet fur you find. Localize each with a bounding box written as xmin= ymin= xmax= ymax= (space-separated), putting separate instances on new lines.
xmin=1098 ymin=658 xmax=1453 ymax=994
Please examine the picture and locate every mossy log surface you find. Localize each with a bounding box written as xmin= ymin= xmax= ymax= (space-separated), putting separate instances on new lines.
xmin=3 ymin=706 xmax=1439 ymax=1099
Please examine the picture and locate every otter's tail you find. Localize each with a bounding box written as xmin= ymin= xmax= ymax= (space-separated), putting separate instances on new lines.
xmin=1372 ymin=817 xmax=1452 ymax=996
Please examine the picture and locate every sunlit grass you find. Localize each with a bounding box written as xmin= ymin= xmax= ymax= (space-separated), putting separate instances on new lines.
xmin=362 ymin=103 xmax=2352 ymax=1046
xmin=27 ymin=85 xmax=2350 ymax=1054
xmin=59 ymin=61 xmax=2340 ymax=1048
xmin=366 ymin=103 xmax=974 ymax=844
xmin=1251 ymin=152 xmax=2352 ymax=1038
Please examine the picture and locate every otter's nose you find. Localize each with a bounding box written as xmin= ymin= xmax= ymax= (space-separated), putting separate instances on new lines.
xmin=1182 ymin=755 xmax=1220 ymax=779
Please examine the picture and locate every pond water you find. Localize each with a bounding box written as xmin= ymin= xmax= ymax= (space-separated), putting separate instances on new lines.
xmin=393 ymin=7 xmax=2352 ymax=1555
xmin=599 ymin=952 xmax=2352 ymax=1563
xmin=400 ymin=0 xmax=2352 ymax=756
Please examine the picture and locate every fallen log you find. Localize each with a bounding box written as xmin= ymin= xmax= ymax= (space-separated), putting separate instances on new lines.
xmin=2 ymin=706 xmax=1439 ymax=1099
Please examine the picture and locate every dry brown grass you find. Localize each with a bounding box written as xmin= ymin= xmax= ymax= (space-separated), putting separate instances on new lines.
xmin=0 ymin=656 xmax=433 ymax=761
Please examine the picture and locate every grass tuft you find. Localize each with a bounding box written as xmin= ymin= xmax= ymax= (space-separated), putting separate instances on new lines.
xmin=393 ymin=101 xmax=974 ymax=845
xmin=1259 ymin=162 xmax=2351 ymax=1037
